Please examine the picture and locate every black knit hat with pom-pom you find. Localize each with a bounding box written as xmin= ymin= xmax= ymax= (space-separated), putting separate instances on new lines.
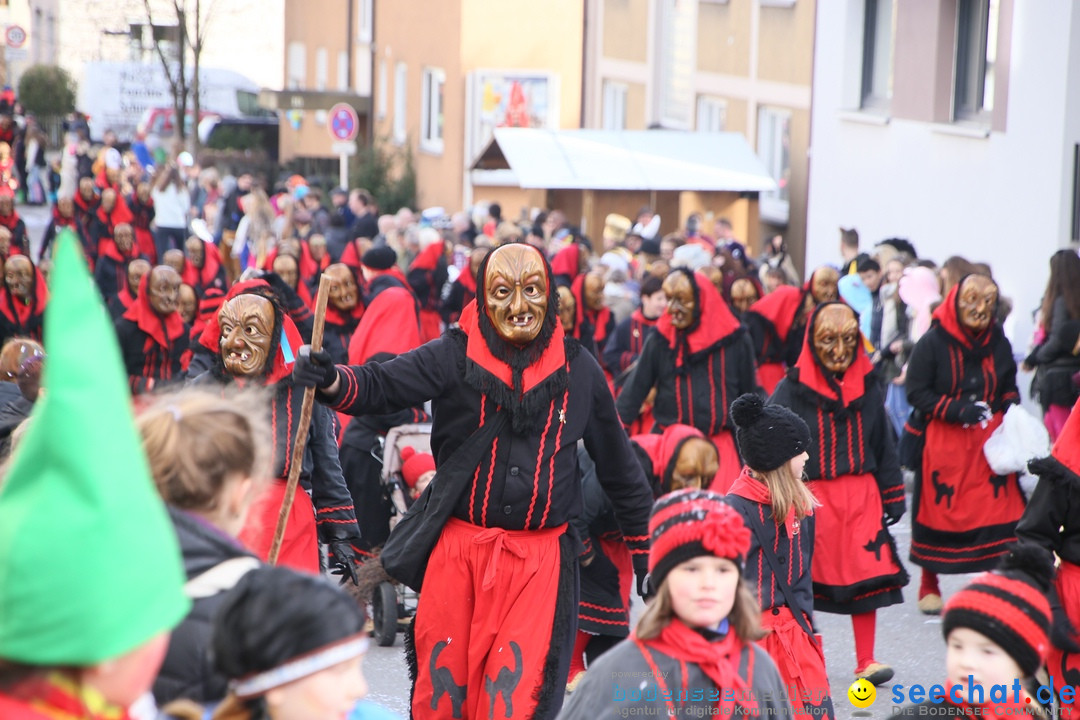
xmin=730 ymin=393 xmax=811 ymax=472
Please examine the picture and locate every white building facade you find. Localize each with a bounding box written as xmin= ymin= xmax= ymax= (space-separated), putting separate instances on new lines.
xmin=805 ymin=0 xmax=1080 ymax=347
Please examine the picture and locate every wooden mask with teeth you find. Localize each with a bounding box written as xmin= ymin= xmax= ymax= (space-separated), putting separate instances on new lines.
xmin=218 ymin=294 xmax=274 ymax=377
xmin=484 ymin=244 xmax=548 ymax=344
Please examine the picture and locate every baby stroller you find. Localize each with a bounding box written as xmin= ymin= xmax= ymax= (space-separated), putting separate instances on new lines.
xmin=370 ymin=422 xmax=432 ymax=647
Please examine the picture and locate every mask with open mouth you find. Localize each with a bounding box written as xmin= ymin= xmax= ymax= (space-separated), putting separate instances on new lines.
xmin=484 ymin=244 xmax=548 ymax=345
xmin=325 ymin=263 xmax=358 ymax=312
xmin=662 ymin=270 xmax=698 ymax=331
xmin=218 ymin=293 xmax=274 ymax=377
xmin=812 ymin=303 xmax=859 ymax=375
xmin=148 ymin=265 xmax=181 ymax=317
xmin=957 ymin=274 xmax=997 ymax=335
xmin=4 ymin=256 xmax=33 ymax=300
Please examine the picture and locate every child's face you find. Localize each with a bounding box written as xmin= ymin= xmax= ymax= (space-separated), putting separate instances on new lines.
xmin=667 ymin=556 xmax=740 ymax=630
xmin=788 ymin=451 xmax=809 ymax=481
xmin=411 ymin=470 xmax=436 ymax=498
xmin=267 ymin=654 xmax=367 ymax=720
xmin=946 ymin=627 xmax=1025 ymax=700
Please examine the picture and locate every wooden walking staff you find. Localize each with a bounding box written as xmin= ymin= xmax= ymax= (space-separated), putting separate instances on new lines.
xmin=268 ymin=273 xmax=332 ymax=565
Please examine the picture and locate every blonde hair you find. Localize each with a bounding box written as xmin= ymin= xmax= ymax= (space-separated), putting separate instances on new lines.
xmin=748 ymin=462 xmax=817 ymax=524
xmin=136 ymin=388 xmax=271 ymax=512
xmin=636 ymin=573 xmax=764 ymax=642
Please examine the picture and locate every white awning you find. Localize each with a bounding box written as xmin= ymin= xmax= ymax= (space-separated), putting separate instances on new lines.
xmin=473 ymin=128 xmax=778 ymax=193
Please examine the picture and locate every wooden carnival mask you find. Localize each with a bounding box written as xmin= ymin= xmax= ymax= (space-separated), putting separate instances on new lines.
xmin=670 ymin=438 xmax=720 ymax=491
xmin=730 ymin=278 xmax=759 ymax=314
xmin=484 ymin=244 xmax=548 ymax=345
xmin=272 ymin=254 xmax=300 ymax=291
xmin=148 ymin=265 xmax=182 ymax=317
xmin=325 ymin=263 xmax=359 ymax=312
xmin=583 ymin=272 xmax=605 ymax=312
xmin=178 ymin=283 xmax=197 ymax=325
xmin=957 ymin=275 xmax=997 ymax=334
xmin=163 ymin=249 xmax=185 ymax=275
xmin=556 ymin=284 xmax=576 ymax=333
xmin=115 ymin=224 xmax=135 ymax=255
xmin=127 ymin=259 xmax=151 ymax=295
xmin=813 ymin=304 xmax=860 ymax=375
xmin=662 ymin=271 xmax=696 ymax=331
xmin=810 ymin=266 xmax=840 ymax=304
xmin=218 ymin=293 xmax=275 ymax=378
xmin=4 ymin=256 xmax=33 ymax=300
xmin=185 ymin=236 xmax=205 ymax=267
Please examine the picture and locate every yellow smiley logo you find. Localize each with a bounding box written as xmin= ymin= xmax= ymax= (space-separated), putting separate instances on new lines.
xmin=848 ymin=678 xmax=876 ymax=708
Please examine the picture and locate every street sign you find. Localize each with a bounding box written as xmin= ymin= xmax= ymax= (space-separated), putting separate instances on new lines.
xmin=328 ymin=102 xmax=359 ymax=142
xmin=331 ymin=141 xmax=357 ymax=156
xmin=5 ymin=25 xmax=26 ymax=49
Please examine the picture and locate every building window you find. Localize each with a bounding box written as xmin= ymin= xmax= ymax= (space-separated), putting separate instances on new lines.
xmin=393 ymin=62 xmax=407 ymax=144
xmin=357 ymin=0 xmax=373 ymax=43
xmin=377 ymin=60 xmax=387 ymax=120
xmin=861 ymin=0 xmax=895 ymax=111
xmin=602 ymin=81 xmax=627 ymax=130
xmin=315 ymin=48 xmax=328 ymax=91
xmin=337 ymin=52 xmax=349 ymax=91
xmin=287 ymin=42 xmax=306 ymax=90
xmin=757 ymin=106 xmax=791 ymax=225
xmin=656 ymin=0 xmax=695 ymax=129
xmin=696 ymin=95 xmax=727 ymax=132
xmin=420 ymin=68 xmax=445 ymax=154
xmin=954 ymin=0 xmax=999 ymax=121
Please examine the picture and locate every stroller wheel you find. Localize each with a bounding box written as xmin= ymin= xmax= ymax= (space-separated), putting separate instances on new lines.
xmin=372 ymin=581 xmax=399 ymax=647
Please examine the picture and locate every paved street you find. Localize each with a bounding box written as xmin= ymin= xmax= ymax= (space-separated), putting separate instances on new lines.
xmin=354 ymin=486 xmax=979 ymax=719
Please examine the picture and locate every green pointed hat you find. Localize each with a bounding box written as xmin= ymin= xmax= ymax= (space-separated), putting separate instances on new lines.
xmin=0 ymin=231 xmax=190 ymax=665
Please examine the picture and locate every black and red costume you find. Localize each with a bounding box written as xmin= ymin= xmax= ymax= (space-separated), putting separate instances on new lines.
xmin=616 ymin=269 xmax=758 ymax=491
xmin=323 ymin=300 xmax=365 ymax=367
xmin=127 ymin=192 xmax=157 ymax=263
xmin=38 ymin=207 xmax=87 ymax=266
xmin=570 ymin=273 xmax=614 ymax=362
xmin=904 ymin=280 xmax=1024 ymax=574
xmin=0 ymin=260 xmax=47 ymax=345
xmin=319 ymin=255 xmax=653 ymax=719
xmin=192 ymin=280 xmax=362 ymax=574
xmin=115 ymin=274 xmax=189 ymax=395
xmin=745 ymin=284 xmax=805 ymax=395
xmin=550 ymin=243 xmax=583 ymax=288
xmin=72 ymin=191 xmax=101 ymax=265
xmin=346 ymin=272 xmax=421 ymax=366
xmin=179 ymin=243 xmax=227 ymax=298
xmin=769 ymin=304 xmax=908 ymax=617
xmin=603 ymin=307 xmax=659 ymax=382
xmin=630 ymin=423 xmax=706 ymax=497
xmin=1017 ymin=399 xmax=1080 ymax=715
xmin=407 ymin=240 xmax=448 ymax=343
xmin=441 ymin=260 xmax=477 ymax=327
xmin=87 ymin=197 xmax=134 ymax=259
xmin=183 ymin=289 xmax=226 ymax=378
xmin=727 ymin=468 xmax=833 ymax=719
xmin=93 ymin=236 xmax=143 ymax=306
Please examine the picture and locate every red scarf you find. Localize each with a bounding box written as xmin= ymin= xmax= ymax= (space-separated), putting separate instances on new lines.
xmin=457 ymin=264 xmax=477 ymax=295
xmin=95 ymin=197 xmax=134 ymax=231
xmin=51 ymin=205 xmax=78 ymax=229
xmin=747 ymin=285 xmax=804 ymax=343
xmin=122 ymin=273 xmax=185 ymax=350
xmin=324 ymin=299 xmax=365 ymax=327
xmin=792 ymin=302 xmax=874 ymax=406
xmin=0 ymin=672 xmax=130 ymax=720
xmin=728 ymin=466 xmax=808 ymax=537
xmin=0 ymin=263 xmax=48 ymax=326
xmin=95 ymin=237 xmax=139 ymax=264
xmin=459 ymin=299 xmax=565 ymax=395
xmin=550 ymin=243 xmax=582 ymax=280
xmin=409 ymin=240 xmax=443 ymax=271
xmin=198 ymin=280 xmax=303 ymax=385
xmin=632 ymin=617 xmax=758 ymax=717
xmin=73 ymin=192 xmax=100 ymax=217
xmin=180 ymin=241 xmax=224 ymax=292
xmin=655 ymin=271 xmax=741 ymax=366
xmin=932 ymin=280 xmax=996 ymax=352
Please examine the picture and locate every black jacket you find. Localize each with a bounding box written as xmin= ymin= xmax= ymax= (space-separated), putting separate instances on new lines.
xmin=152 ymin=506 xmax=259 ymax=706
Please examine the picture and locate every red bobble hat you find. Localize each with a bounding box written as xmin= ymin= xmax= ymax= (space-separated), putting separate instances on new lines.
xmin=400 ymin=447 xmax=435 ymax=489
xmin=648 ymin=489 xmax=751 ymax=590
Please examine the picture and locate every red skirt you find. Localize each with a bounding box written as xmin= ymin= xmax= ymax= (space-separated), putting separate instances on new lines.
xmin=759 ymin=607 xmax=834 ymax=719
xmin=911 ymin=416 xmax=1025 ymax=574
xmin=708 ymin=430 xmax=741 ymax=493
xmin=1049 ymin=561 xmax=1080 ymax=720
xmin=809 ymin=474 xmax=906 ymax=614
xmin=238 ymin=479 xmax=320 ymax=574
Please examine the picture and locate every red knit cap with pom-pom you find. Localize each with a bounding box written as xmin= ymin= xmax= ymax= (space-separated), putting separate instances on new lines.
xmin=400 ymin=446 xmax=435 ymax=489
xmin=648 ymin=488 xmax=751 ymax=590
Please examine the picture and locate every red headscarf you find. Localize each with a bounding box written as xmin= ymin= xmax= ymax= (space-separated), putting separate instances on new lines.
xmin=0 ymin=260 xmax=48 ymax=327
xmin=792 ymin=301 xmax=874 ymax=407
xmin=747 ymin=284 xmax=804 ymax=343
xmin=198 ymin=280 xmax=303 ymax=385
xmin=550 ymin=243 xmax=582 ymax=281
xmin=122 ymin=272 xmax=186 ymax=350
xmin=655 ymin=269 xmax=740 ymax=366
xmin=631 ymin=423 xmax=706 ymax=482
xmin=931 ymin=276 xmax=997 ymax=352
xmin=180 ymin=241 xmax=224 ymax=293
xmin=571 ymin=272 xmax=612 ymax=346
xmin=409 ymin=240 xmax=443 ymax=271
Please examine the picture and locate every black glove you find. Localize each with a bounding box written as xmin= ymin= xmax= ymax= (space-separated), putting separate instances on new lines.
xmin=294 ymin=346 xmax=338 ymax=389
xmin=883 ymin=500 xmax=905 ymax=526
xmin=957 ymin=401 xmax=992 ymax=426
xmin=632 ymin=555 xmax=652 ymax=600
xmin=328 ymin=541 xmax=359 ymax=586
